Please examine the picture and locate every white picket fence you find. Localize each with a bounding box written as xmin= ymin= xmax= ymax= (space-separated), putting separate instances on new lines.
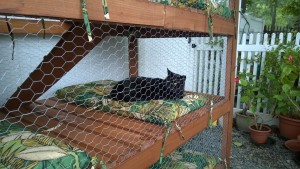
xmin=193 ymin=37 xmax=227 ymax=96
xmin=235 ymin=32 xmax=300 ymax=113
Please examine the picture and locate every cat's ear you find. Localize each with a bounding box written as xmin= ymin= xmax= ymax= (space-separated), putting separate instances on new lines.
xmin=167 ymin=68 xmax=173 ymax=76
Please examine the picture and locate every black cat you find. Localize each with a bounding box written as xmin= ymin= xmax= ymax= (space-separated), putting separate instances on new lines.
xmin=109 ymin=69 xmax=186 ymax=102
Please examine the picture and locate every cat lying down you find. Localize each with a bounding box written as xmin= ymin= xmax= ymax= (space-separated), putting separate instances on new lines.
xmin=109 ymin=69 xmax=186 ymax=102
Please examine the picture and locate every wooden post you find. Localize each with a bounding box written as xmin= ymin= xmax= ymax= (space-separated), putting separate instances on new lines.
xmin=221 ymin=0 xmax=239 ymax=168
xmin=3 ymin=23 xmax=123 ymax=111
xmin=128 ymin=35 xmax=138 ymax=77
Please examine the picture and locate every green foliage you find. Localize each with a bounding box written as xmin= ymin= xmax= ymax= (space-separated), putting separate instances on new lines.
xmin=245 ymin=0 xmax=299 ymax=27
xmin=260 ymin=43 xmax=300 ymax=119
xmin=237 ymin=58 xmax=265 ymax=115
xmin=159 ymin=0 xmax=232 ymax=18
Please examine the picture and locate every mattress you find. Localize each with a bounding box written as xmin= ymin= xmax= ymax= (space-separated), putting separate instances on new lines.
xmin=55 ymin=80 xmax=208 ymax=125
xmin=0 ymin=120 xmax=91 ymax=169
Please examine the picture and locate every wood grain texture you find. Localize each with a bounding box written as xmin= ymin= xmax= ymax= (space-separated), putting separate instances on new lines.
xmin=0 ymin=0 xmax=235 ymax=35
xmin=164 ymin=6 xmax=234 ymax=35
xmin=0 ymin=18 xmax=71 ymax=34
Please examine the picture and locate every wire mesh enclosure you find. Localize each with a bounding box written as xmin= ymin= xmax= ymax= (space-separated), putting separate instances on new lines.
xmin=0 ymin=0 xmax=238 ymax=168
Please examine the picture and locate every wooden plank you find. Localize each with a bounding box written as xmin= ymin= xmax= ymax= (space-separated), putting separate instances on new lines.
xmin=31 ymin=101 xmax=156 ymax=151
xmin=0 ymin=0 xmax=165 ymax=27
xmin=0 ymin=18 xmax=70 ymax=34
xmin=17 ymin=107 xmax=138 ymax=163
xmin=222 ymin=1 xmax=239 ymax=167
xmin=164 ymin=6 xmax=235 ymax=35
xmin=39 ymin=98 xmax=164 ymax=140
xmin=0 ymin=0 xmax=234 ymax=35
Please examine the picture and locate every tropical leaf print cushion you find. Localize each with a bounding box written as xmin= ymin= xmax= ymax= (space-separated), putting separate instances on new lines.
xmin=55 ymin=80 xmax=208 ymax=125
xmin=0 ymin=120 xmax=91 ymax=169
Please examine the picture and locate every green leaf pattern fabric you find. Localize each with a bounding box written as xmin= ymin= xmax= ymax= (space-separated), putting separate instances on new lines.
xmin=0 ymin=121 xmax=91 ymax=169
xmin=55 ymin=80 xmax=208 ymax=125
xmin=150 ymin=149 xmax=220 ymax=169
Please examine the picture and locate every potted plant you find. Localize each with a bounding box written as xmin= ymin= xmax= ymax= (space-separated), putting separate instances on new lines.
xmin=235 ymin=70 xmax=264 ymax=132
xmin=262 ymin=42 xmax=300 ymax=139
xmin=248 ymin=113 xmax=272 ymax=144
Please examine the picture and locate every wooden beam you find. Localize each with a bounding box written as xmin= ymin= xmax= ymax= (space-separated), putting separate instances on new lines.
xmin=0 ymin=0 xmax=235 ymax=35
xmin=128 ymin=35 xmax=138 ymax=77
xmin=0 ymin=18 xmax=71 ymax=34
xmin=164 ymin=6 xmax=235 ymax=36
xmin=221 ymin=0 xmax=239 ymax=168
xmin=3 ymin=23 xmax=124 ymax=111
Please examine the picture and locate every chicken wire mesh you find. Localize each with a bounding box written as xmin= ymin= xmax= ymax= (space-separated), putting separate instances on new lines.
xmin=0 ymin=15 xmax=230 ymax=169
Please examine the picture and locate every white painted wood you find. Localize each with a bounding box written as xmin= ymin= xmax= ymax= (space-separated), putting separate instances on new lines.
xmin=220 ymin=37 xmax=227 ymax=96
xmin=296 ymin=32 xmax=300 ymax=45
xmin=208 ymin=50 xmax=215 ymax=94
xmin=203 ymin=38 xmax=210 ymax=93
xmin=214 ymin=50 xmax=221 ymax=95
xmin=236 ymin=33 xmax=247 ymax=109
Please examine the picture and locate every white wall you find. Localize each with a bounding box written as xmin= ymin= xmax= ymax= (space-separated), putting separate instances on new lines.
xmin=138 ymin=38 xmax=195 ymax=91
xmin=0 ymin=35 xmax=129 ymax=105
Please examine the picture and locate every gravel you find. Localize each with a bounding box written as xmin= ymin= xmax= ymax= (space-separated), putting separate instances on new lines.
xmin=180 ymin=125 xmax=300 ymax=169
xmin=231 ymin=128 xmax=299 ymax=169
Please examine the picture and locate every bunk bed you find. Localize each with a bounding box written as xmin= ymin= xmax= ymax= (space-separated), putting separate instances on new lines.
xmin=0 ymin=0 xmax=239 ymax=168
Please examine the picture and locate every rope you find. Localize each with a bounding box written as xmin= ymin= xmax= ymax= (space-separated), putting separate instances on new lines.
xmin=5 ymin=16 xmax=15 ymax=60
xmin=175 ymin=122 xmax=185 ymax=140
xmin=81 ymin=0 xmax=93 ymax=42
xmin=159 ymin=123 xmax=171 ymax=164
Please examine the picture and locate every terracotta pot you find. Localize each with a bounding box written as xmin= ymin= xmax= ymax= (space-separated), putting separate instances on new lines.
xmin=249 ymin=125 xmax=271 ymax=144
xmin=285 ymin=140 xmax=300 ymax=152
xmin=279 ymin=115 xmax=300 ymax=139
xmin=236 ymin=112 xmax=255 ymax=132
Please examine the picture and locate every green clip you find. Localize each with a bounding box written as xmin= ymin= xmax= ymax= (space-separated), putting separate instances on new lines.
xmin=102 ymin=0 xmax=110 ymax=20
xmin=5 ymin=16 xmax=15 ymax=60
xmin=159 ymin=123 xmax=171 ymax=164
xmin=81 ymin=0 xmax=93 ymax=42
xmin=208 ymin=99 xmax=214 ymax=128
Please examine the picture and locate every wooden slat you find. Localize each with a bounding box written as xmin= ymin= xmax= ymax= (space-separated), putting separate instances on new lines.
xmin=17 ymin=107 xmax=137 ymax=163
xmin=0 ymin=18 xmax=71 ymax=34
xmin=0 ymin=0 xmax=235 ymax=35
xmin=38 ymin=98 xmax=164 ymax=140
xmin=31 ymin=101 xmax=156 ymax=151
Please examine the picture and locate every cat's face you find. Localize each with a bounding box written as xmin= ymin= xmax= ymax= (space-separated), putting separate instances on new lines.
xmin=166 ymin=69 xmax=186 ymax=97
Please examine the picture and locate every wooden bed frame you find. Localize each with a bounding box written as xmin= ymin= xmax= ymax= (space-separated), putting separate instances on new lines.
xmin=0 ymin=0 xmax=239 ymax=168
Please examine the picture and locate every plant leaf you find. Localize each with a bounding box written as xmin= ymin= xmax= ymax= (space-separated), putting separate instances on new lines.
xmin=240 ymin=79 xmax=248 ymax=86
xmin=233 ymin=141 xmax=243 ymax=147
xmin=282 ymin=84 xmax=292 ymax=93
xmin=240 ymin=96 xmax=250 ymax=102
xmin=290 ymin=89 xmax=300 ymax=97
